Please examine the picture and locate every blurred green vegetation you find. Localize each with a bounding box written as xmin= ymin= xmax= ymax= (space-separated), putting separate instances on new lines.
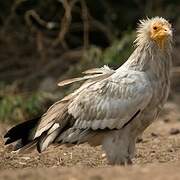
xmin=0 ymin=85 xmax=55 ymax=124
xmin=102 ymin=33 xmax=135 ymax=66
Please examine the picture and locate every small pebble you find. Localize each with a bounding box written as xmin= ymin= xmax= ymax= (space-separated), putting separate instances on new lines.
xmin=101 ymin=153 xmax=106 ymax=158
xmin=151 ymin=132 xmax=159 ymax=137
xmin=167 ymin=148 xmax=174 ymax=152
xmin=90 ymin=175 xmax=102 ymax=180
xmin=163 ymin=118 xmax=170 ymax=123
xmin=150 ymin=150 xmax=156 ymax=153
xmin=21 ymin=156 xmax=31 ymax=160
xmin=19 ymin=162 xmax=27 ymax=165
xmin=136 ymin=137 xmax=143 ymax=143
xmin=169 ymin=128 xmax=180 ymax=135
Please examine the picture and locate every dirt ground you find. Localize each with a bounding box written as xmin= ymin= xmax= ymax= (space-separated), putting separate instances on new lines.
xmin=0 ymin=102 xmax=180 ymax=180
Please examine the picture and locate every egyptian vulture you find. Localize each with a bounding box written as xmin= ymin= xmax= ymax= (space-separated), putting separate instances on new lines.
xmin=4 ymin=17 xmax=173 ymax=165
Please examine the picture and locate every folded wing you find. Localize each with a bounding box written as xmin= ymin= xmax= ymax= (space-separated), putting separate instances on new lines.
xmin=68 ymin=70 xmax=153 ymax=130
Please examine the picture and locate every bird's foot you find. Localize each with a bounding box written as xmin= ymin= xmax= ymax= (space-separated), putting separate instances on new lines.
xmin=108 ymin=156 xmax=133 ymax=166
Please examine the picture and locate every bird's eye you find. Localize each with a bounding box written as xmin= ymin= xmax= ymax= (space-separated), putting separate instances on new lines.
xmin=153 ymin=26 xmax=157 ymax=30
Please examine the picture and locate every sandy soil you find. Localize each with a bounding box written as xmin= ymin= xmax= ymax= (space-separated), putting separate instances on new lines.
xmin=0 ymin=102 xmax=180 ymax=179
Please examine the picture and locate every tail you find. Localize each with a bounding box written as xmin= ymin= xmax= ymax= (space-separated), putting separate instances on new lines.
xmin=4 ymin=117 xmax=40 ymax=152
xmin=4 ymin=116 xmax=105 ymax=153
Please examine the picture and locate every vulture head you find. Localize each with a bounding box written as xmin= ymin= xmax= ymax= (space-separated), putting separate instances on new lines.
xmin=135 ymin=17 xmax=173 ymax=49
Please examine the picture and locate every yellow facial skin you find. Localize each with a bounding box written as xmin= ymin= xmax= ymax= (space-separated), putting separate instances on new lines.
xmin=150 ymin=22 xmax=172 ymax=49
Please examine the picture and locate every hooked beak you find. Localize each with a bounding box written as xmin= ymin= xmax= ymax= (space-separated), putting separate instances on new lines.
xmin=151 ymin=26 xmax=172 ymax=49
xmin=159 ymin=27 xmax=172 ymax=38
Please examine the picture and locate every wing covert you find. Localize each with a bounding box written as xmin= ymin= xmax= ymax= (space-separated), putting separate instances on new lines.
xmin=68 ymin=70 xmax=153 ymax=130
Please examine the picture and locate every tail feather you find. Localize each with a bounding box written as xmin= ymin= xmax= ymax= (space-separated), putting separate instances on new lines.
xmin=4 ymin=116 xmax=67 ymax=152
xmin=15 ymin=139 xmax=38 ymax=153
xmin=37 ymin=128 xmax=61 ymax=153
xmin=4 ymin=117 xmax=40 ymax=150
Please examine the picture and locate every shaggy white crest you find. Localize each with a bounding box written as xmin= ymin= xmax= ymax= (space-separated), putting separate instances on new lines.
xmin=134 ymin=17 xmax=172 ymax=47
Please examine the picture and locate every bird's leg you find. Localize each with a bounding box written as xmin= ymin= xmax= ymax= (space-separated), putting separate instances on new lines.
xmin=102 ymin=128 xmax=136 ymax=165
